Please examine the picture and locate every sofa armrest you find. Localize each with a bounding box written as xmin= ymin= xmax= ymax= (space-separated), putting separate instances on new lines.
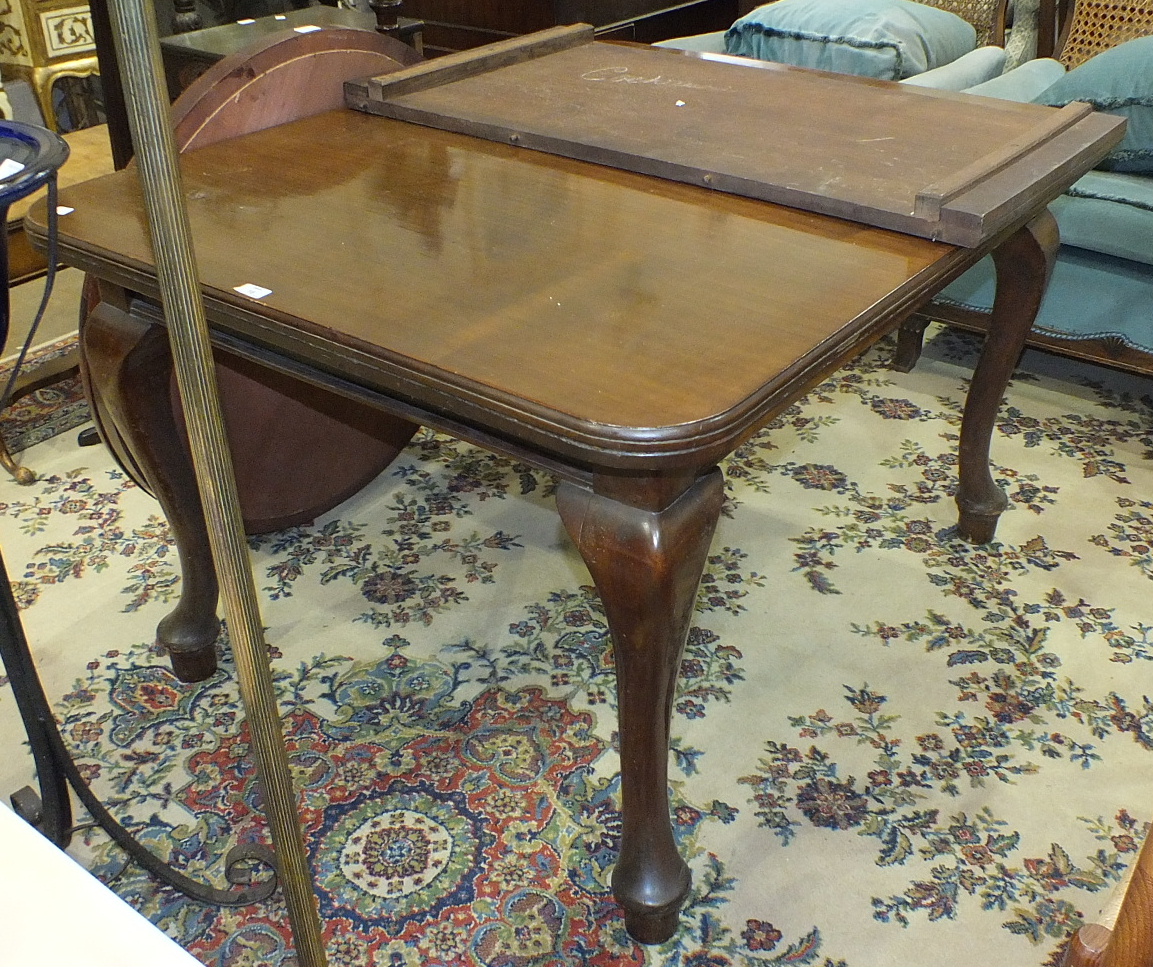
xmin=656 ymin=35 xmax=1006 ymax=91
xmin=961 ymin=56 xmax=1065 ymax=99
xmin=898 ymin=44 xmax=1007 ymax=88
xmin=652 ymin=31 xmax=729 ymax=53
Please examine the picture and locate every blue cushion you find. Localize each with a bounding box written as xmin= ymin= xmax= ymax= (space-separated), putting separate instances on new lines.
xmin=1050 ymin=170 xmax=1153 ymax=266
xmin=723 ymin=0 xmax=977 ymax=80
xmin=1034 ymin=36 xmax=1153 ymax=173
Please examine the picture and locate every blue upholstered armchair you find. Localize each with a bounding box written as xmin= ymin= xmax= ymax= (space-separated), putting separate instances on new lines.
xmin=896 ymin=0 xmax=1153 ymax=375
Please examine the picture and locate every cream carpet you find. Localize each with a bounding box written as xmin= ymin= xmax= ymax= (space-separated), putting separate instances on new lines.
xmin=1 ymin=325 xmax=1151 ymax=967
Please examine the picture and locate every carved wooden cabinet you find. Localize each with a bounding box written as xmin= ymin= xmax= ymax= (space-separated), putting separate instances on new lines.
xmin=0 ymin=0 xmax=97 ymax=128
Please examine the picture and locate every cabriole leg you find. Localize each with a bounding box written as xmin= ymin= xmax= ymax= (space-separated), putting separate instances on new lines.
xmin=557 ymin=468 xmax=724 ymax=943
xmin=957 ymin=210 xmax=1059 ymax=544
xmin=81 ymin=296 xmax=220 ymax=682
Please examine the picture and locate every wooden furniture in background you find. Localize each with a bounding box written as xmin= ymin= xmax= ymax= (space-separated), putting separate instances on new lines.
xmin=400 ymin=0 xmax=736 ymax=54
xmin=80 ymin=26 xmax=424 ymax=608
xmin=158 ymin=4 xmax=423 ymax=95
xmin=0 ymin=0 xmax=98 ymax=128
xmin=924 ymin=0 xmax=1007 ymax=45
xmin=1050 ymin=0 xmax=1153 ymax=64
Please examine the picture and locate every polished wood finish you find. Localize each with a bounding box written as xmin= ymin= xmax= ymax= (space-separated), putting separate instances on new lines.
xmin=557 ymin=468 xmax=724 ymax=940
xmin=1063 ymin=827 xmax=1153 ymax=967
xmin=53 ymin=111 xmax=971 ymax=467
xmin=898 ymin=302 xmax=1153 ymax=377
xmin=956 ymin=209 xmax=1057 ymax=541
xmin=28 ymin=75 xmax=1108 ymax=938
xmin=170 ymin=25 xmax=419 ymax=148
xmin=82 ymin=289 xmax=221 ymax=682
xmin=349 ymin=38 xmax=1124 ymax=246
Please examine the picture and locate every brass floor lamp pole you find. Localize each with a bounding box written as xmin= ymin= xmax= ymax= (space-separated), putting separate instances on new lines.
xmin=102 ymin=0 xmax=328 ymax=962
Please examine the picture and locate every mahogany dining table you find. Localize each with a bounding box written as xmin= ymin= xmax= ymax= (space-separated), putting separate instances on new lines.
xmin=26 ymin=90 xmax=1119 ymax=942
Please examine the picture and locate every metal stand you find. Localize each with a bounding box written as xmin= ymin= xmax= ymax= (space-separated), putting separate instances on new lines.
xmin=1 ymin=545 xmax=279 ymax=904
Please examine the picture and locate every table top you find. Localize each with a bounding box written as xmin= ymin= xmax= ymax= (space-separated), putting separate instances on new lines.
xmin=34 ymin=108 xmax=976 ymax=468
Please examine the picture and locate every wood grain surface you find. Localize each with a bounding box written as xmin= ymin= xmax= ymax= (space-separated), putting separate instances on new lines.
xmin=32 ymin=108 xmax=971 ymax=467
xmin=348 ymin=38 xmax=1125 ymax=245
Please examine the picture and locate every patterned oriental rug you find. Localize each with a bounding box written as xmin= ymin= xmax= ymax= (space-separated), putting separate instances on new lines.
xmin=2 ymin=327 xmax=1153 ymax=967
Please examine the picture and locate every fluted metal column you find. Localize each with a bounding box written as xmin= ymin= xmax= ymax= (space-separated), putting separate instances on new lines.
xmin=101 ymin=0 xmax=327 ymax=962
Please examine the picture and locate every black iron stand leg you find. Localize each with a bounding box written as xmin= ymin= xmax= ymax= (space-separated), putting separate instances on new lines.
xmin=0 ymin=201 xmax=36 ymax=486
xmin=0 ymin=547 xmax=280 ymax=905
xmin=0 ymin=551 xmax=73 ymax=845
